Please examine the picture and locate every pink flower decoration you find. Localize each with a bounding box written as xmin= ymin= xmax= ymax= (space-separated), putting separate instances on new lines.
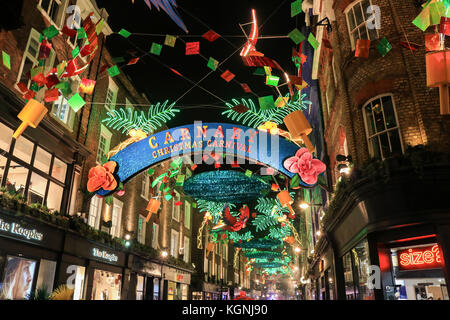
xmin=284 ymin=148 xmax=326 ymax=185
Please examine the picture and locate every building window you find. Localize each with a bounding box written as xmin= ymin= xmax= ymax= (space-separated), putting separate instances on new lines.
xmin=224 ymin=244 xmax=228 ymax=261
xmin=362 ymin=94 xmax=403 ymax=160
xmin=345 ymin=0 xmax=379 ymax=49
xmin=110 ymin=198 xmax=123 ymax=238
xmin=38 ymin=0 xmax=66 ymax=27
xmin=152 ymin=223 xmax=159 ymax=249
xmin=141 ymin=172 xmax=150 ymax=200
xmin=0 ymin=123 xmax=67 ymax=212
xmin=170 ymin=229 xmax=179 ymax=258
xmin=51 ymin=89 xmax=75 ymax=129
xmin=137 ymin=215 xmax=147 ymax=244
xmin=97 ymin=125 xmax=112 ymax=164
xmin=88 ymin=195 xmax=102 ymax=229
xmin=17 ymin=28 xmax=55 ymax=89
xmin=184 ymin=200 xmax=191 ymax=229
xmin=105 ymin=78 xmax=118 ymax=111
xmin=183 ymin=236 xmax=190 ymax=263
xmin=172 ymin=191 xmax=180 ymax=222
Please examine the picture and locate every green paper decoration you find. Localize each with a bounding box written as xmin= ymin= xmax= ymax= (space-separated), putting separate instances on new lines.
xmin=288 ymin=28 xmax=305 ymax=44
xmin=376 ymin=37 xmax=392 ymax=57
xmin=55 ymin=81 xmax=72 ymax=96
xmin=176 ymin=175 xmax=185 ymax=186
xmin=207 ymin=57 xmax=219 ymax=71
xmin=107 ymin=65 xmax=120 ymax=77
xmin=164 ymin=35 xmax=177 ymax=47
xmin=152 ymin=173 xmax=167 ymax=187
xmin=245 ymin=170 xmax=253 ymax=177
xmin=412 ymin=0 xmax=450 ymax=31
xmin=258 ymin=95 xmax=275 ymax=110
xmin=96 ymin=18 xmax=105 ymax=35
xmin=2 ymin=51 xmax=11 ymax=70
xmin=163 ymin=186 xmax=170 ymax=193
xmin=291 ymin=0 xmax=302 ymax=17
xmin=102 ymin=100 xmax=180 ymax=134
xmin=165 ymin=194 xmax=173 ymax=201
xmin=77 ymin=28 xmax=87 ymax=39
xmin=266 ymin=75 xmax=280 ymax=86
xmin=150 ymin=43 xmax=163 ymax=56
xmin=112 ymin=57 xmax=125 ymax=64
xmin=67 ymin=93 xmax=86 ymax=112
xmin=148 ymin=168 xmax=155 ymax=175
xmin=43 ymin=25 xmax=59 ymax=39
xmin=72 ymin=46 xmax=80 ymax=58
xmin=308 ymin=33 xmax=320 ymax=50
xmin=253 ymin=67 xmax=266 ymax=76
xmin=118 ymin=28 xmax=132 ymax=38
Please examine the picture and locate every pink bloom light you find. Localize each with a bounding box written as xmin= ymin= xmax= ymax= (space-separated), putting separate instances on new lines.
xmin=283 ymin=148 xmax=326 ymax=185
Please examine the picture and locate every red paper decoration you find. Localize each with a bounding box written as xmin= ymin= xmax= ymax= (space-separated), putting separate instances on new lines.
xmin=425 ymin=33 xmax=441 ymax=52
xmin=220 ymin=70 xmax=235 ymax=82
xmin=202 ymin=30 xmax=220 ymax=42
xmin=127 ymin=57 xmax=140 ymax=65
xmin=240 ymin=83 xmax=252 ymax=93
xmin=44 ymin=88 xmax=60 ymax=102
xmin=79 ymin=78 xmax=96 ymax=95
xmin=440 ymin=17 xmax=450 ymax=36
xmin=355 ymin=39 xmax=370 ymax=58
xmin=185 ymin=42 xmax=200 ymax=55
xmin=232 ymin=104 xmax=249 ymax=113
xmin=174 ymin=201 xmax=182 ymax=206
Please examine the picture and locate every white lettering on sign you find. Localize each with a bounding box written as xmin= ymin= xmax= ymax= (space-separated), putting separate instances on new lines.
xmin=92 ymin=248 xmax=119 ymax=263
xmin=0 ymin=218 xmax=43 ymax=241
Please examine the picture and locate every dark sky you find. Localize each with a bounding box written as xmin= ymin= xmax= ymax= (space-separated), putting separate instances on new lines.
xmin=96 ymin=0 xmax=305 ymax=127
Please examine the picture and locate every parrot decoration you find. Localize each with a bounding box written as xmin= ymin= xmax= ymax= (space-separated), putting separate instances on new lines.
xmin=221 ymin=204 xmax=250 ymax=232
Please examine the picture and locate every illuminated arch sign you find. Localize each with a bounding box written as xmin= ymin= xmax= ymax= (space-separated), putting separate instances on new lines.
xmin=96 ymin=122 xmax=308 ymax=196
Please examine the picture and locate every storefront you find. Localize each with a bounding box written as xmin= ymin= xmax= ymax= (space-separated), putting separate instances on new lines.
xmin=130 ymin=254 xmax=162 ymax=300
xmin=0 ymin=209 xmax=64 ymax=300
xmin=312 ymin=246 xmax=336 ymax=300
xmin=162 ymin=265 xmax=191 ymax=300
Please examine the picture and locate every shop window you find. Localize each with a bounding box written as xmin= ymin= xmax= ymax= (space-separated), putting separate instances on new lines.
xmin=0 ymin=122 xmax=13 ymax=152
xmin=167 ymin=281 xmax=176 ymax=300
xmin=38 ymin=0 xmax=66 ymax=27
xmin=28 ymin=172 xmax=47 ymax=205
xmin=141 ymin=172 xmax=150 ymax=200
xmin=172 ymin=191 xmax=180 ymax=222
xmin=71 ymin=265 xmax=86 ymax=300
xmin=88 ymin=195 xmax=102 ymax=230
xmin=35 ymin=259 xmax=56 ymax=295
xmin=152 ymin=223 xmax=159 ymax=249
xmin=13 ymin=136 xmax=34 ymax=164
xmin=96 ymin=125 xmax=112 ymax=164
xmin=6 ymin=161 xmax=28 ymax=196
xmin=110 ymin=198 xmax=123 ymax=238
xmin=136 ymin=276 xmax=144 ymax=300
xmin=51 ymin=91 xmax=75 ymax=129
xmin=68 ymin=170 xmax=80 ymax=215
xmin=34 ymin=147 xmax=52 ymax=174
xmin=183 ymin=236 xmax=190 ymax=263
xmin=153 ymin=278 xmax=160 ymax=300
xmin=345 ymin=0 xmax=379 ymax=50
xmin=105 ymin=78 xmax=118 ymax=111
xmin=362 ymin=94 xmax=403 ymax=160
xmin=91 ymin=270 xmax=121 ymax=300
xmin=1 ymin=256 xmax=37 ymax=300
xmin=181 ymin=284 xmax=188 ymax=300
xmin=352 ymin=240 xmax=374 ymax=300
xmin=137 ymin=215 xmax=146 ymax=244
xmin=0 ymin=155 xmax=6 ymax=186
xmin=343 ymin=252 xmax=356 ymax=299
xmin=51 ymin=157 xmax=67 ymax=182
xmin=170 ymin=229 xmax=179 ymax=258
xmin=184 ymin=200 xmax=191 ymax=229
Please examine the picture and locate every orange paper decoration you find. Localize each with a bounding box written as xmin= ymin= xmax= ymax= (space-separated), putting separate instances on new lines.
xmin=426 ymin=50 xmax=450 ymax=115
xmin=13 ymin=99 xmax=48 ymax=139
xmin=355 ymin=39 xmax=370 ymax=58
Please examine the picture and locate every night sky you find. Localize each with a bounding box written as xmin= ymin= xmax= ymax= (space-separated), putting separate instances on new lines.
xmin=96 ymin=0 xmax=306 ymax=127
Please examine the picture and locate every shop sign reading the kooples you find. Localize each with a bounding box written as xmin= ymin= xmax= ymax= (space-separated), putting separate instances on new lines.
xmin=92 ymin=248 xmax=119 ymax=263
xmin=0 ymin=218 xmax=43 ymax=241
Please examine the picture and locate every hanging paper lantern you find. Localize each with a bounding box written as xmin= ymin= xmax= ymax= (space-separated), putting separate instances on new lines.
xmin=13 ymin=99 xmax=48 ymax=139
xmin=283 ymin=110 xmax=315 ymax=153
xmin=426 ymin=50 xmax=450 ymax=114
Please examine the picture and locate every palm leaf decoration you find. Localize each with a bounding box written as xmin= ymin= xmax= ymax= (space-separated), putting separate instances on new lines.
xmin=102 ymin=100 xmax=180 ymax=135
xmin=196 ymin=200 xmax=237 ymax=224
xmin=267 ymin=225 xmax=292 ymax=240
xmin=229 ymin=230 xmax=253 ymax=242
xmin=221 ymin=94 xmax=312 ymax=128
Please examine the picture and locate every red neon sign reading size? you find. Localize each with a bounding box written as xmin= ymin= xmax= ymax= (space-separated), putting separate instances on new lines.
xmin=398 ymin=245 xmax=443 ymax=271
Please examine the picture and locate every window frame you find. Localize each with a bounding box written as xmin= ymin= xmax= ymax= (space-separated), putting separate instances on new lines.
xmin=183 ymin=236 xmax=190 ymax=263
xmin=361 ymin=94 xmax=404 ymax=160
xmin=137 ymin=214 xmax=147 ymax=244
xmin=88 ymin=195 xmax=102 ymax=230
xmin=152 ymin=223 xmax=159 ymax=249
xmin=0 ymin=122 xmax=68 ymax=213
xmin=110 ymin=198 xmax=123 ymax=238
xmin=96 ymin=125 xmax=112 ymax=164
xmin=172 ymin=190 xmax=181 ymax=222
xmin=170 ymin=229 xmax=179 ymax=258
xmin=37 ymin=0 xmax=68 ymax=29
xmin=104 ymin=78 xmax=118 ymax=112
xmin=344 ymin=0 xmax=379 ymax=50
xmin=141 ymin=172 xmax=150 ymax=201
xmin=184 ymin=200 xmax=191 ymax=229
xmin=50 ymin=77 xmax=79 ymax=130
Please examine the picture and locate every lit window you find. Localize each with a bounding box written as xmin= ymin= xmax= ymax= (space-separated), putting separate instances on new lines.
xmin=345 ymin=0 xmax=379 ymax=50
xmin=0 ymin=122 xmax=13 ymax=152
xmin=152 ymin=223 xmax=159 ymax=249
xmin=51 ymin=90 xmax=75 ymax=129
xmin=141 ymin=172 xmax=150 ymax=200
xmin=110 ymin=198 xmax=123 ymax=238
xmin=17 ymin=28 xmax=55 ymax=89
xmin=38 ymin=0 xmax=65 ymax=27
xmin=170 ymin=229 xmax=179 ymax=258
xmin=105 ymin=78 xmax=118 ymax=111
xmin=362 ymin=94 xmax=403 ymax=160
xmin=172 ymin=191 xmax=180 ymax=222
xmin=184 ymin=200 xmax=191 ymax=229
xmin=137 ymin=215 xmax=147 ymax=244
xmin=184 ymin=236 xmax=190 ymax=263
xmin=97 ymin=125 xmax=112 ymax=164
xmin=88 ymin=196 xmax=102 ymax=229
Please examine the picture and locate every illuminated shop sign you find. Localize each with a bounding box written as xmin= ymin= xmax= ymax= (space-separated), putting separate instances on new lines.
xmin=398 ymin=244 xmax=443 ymax=271
xmin=0 ymin=218 xmax=43 ymax=241
xmin=92 ymin=248 xmax=119 ymax=263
